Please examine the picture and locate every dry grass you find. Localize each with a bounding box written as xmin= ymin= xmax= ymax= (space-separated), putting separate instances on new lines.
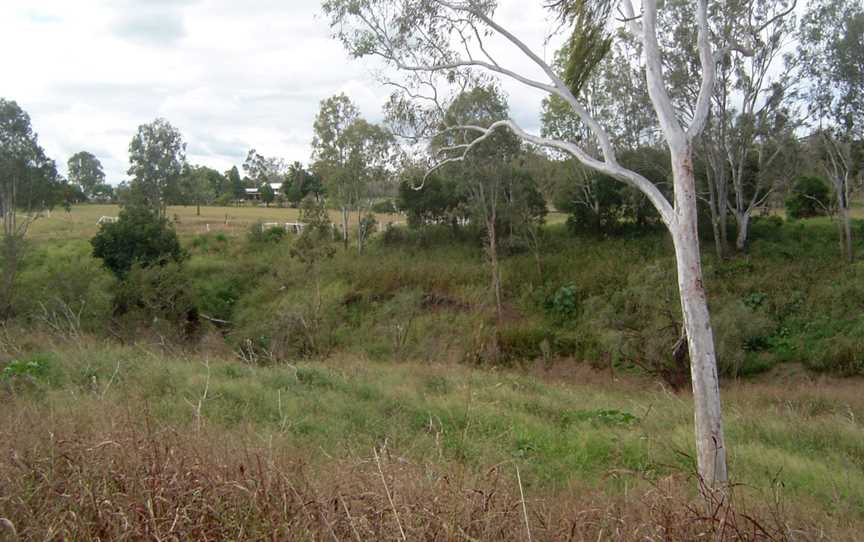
xmin=27 ymin=204 xmax=404 ymax=241
xmin=0 ymin=404 xmax=855 ymax=542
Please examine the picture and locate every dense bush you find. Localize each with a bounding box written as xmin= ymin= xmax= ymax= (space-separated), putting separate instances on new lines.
xmin=112 ymin=262 xmax=200 ymax=342
xmin=785 ymin=176 xmax=831 ymax=219
xmin=91 ymin=206 xmax=186 ymax=278
xmin=247 ymin=222 xmax=288 ymax=244
xmin=370 ymin=199 xmax=398 ymax=214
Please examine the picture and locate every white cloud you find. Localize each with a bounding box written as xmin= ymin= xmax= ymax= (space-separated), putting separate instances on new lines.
xmin=1 ymin=0 xmax=560 ymax=183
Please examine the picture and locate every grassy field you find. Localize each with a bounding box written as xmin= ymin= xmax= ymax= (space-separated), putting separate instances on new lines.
xmin=29 ymin=204 xmax=570 ymax=241
xmin=3 ymin=203 xmax=864 ymax=539
xmin=1 ymin=341 xmax=862 ymax=539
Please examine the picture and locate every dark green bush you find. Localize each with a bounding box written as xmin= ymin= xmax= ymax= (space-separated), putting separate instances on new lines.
xmin=247 ymin=222 xmax=287 ymax=244
xmin=91 ymin=206 xmax=185 ymax=278
xmin=785 ymin=176 xmax=831 ymax=219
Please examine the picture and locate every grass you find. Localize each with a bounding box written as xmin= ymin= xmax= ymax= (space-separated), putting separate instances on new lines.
xmin=4 ymin=204 xmax=864 ymax=538
xmin=2 ymin=343 xmax=864 ymax=520
xmin=27 ymin=204 xmax=405 ymax=241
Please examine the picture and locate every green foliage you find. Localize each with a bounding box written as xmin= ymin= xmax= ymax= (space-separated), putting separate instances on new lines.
xmin=112 ymin=262 xmax=200 ymax=342
xmin=127 ymin=118 xmax=186 ymax=217
xmin=785 ymin=176 xmax=831 ymax=219
xmin=91 ymin=206 xmax=186 ymax=278
xmin=545 ymin=284 xmax=579 ymax=323
xmin=67 ymin=151 xmax=105 ymax=198
xmin=370 ymin=199 xmax=397 ymax=214
xmin=247 ymin=222 xmax=287 ymax=244
xmin=398 ymin=173 xmax=467 ymax=229
xmin=554 ymin=0 xmax=615 ymax=95
xmin=1 ymin=353 xmax=55 ymax=383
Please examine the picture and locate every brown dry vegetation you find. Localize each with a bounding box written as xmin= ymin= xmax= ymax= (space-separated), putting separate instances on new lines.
xmin=0 ymin=405 xmax=854 ymax=542
xmin=1 ymin=338 xmax=862 ymax=541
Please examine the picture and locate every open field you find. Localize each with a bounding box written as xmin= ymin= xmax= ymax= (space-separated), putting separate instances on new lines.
xmin=28 ymin=204 xmax=410 ymax=241
xmin=1 ymin=342 xmax=863 ymax=539
xmin=29 ymin=204 xmax=572 ymax=241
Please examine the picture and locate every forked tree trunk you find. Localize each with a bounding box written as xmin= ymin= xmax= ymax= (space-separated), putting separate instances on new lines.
xmin=671 ymin=150 xmax=728 ymax=487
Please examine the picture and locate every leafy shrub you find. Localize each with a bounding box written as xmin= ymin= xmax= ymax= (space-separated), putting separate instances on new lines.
xmin=785 ymin=176 xmax=831 ymax=219
xmin=91 ymin=206 xmax=186 ymax=278
xmin=371 ymin=199 xmax=398 ymax=214
xmin=711 ymin=301 xmax=776 ymax=377
xmin=113 ymin=262 xmax=201 ymax=342
xmin=545 ymin=284 xmax=579 ymax=323
xmin=247 ymin=222 xmax=287 ymax=244
xmin=497 ymin=323 xmax=551 ymax=363
xmin=1 ymin=352 xmax=61 ymax=392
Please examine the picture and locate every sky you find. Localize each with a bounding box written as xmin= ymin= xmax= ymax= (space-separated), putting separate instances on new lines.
xmin=1 ymin=0 xmax=562 ymax=184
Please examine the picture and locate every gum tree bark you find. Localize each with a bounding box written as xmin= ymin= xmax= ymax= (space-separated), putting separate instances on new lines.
xmin=323 ymin=0 xmax=728 ymax=486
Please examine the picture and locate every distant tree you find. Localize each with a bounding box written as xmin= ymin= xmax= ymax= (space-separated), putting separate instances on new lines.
xmin=127 ymin=118 xmax=186 ymax=218
xmin=799 ymin=0 xmax=864 ymax=261
xmin=282 ymin=161 xmax=322 ymax=206
xmin=91 ymin=205 xmax=185 ymax=279
xmin=67 ymin=151 xmax=105 ymax=199
xmin=225 ymin=165 xmax=244 ymax=201
xmin=397 ymin=169 xmax=467 ymax=230
xmin=178 ymin=165 xmax=217 ymax=215
xmin=260 ymin=182 xmax=275 ymax=207
xmin=243 ymin=149 xmax=286 ymax=188
xmin=312 ymin=94 xmax=395 ymax=252
xmin=434 ymin=85 xmax=523 ymax=322
xmin=0 ymin=98 xmax=62 ymax=318
xmin=785 ymin=175 xmax=832 ymax=219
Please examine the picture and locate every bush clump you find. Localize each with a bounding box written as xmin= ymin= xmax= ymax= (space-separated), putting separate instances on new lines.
xmin=91 ymin=206 xmax=185 ymax=278
xmin=785 ymin=176 xmax=831 ymax=219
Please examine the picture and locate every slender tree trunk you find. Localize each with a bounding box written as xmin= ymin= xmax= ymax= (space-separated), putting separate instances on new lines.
xmin=341 ymin=207 xmax=349 ymax=250
xmin=488 ymin=220 xmax=503 ymax=323
xmin=841 ymin=204 xmax=853 ymax=263
xmin=734 ymin=211 xmax=750 ymax=253
xmin=670 ymin=150 xmax=728 ymax=487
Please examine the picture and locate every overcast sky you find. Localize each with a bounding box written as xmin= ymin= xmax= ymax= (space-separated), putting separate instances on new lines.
xmin=2 ymin=0 xmax=562 ymax=183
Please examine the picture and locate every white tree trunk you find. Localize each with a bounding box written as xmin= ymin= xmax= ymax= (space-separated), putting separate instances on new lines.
xmin=670 ymin=150 xmax=728 ymax=486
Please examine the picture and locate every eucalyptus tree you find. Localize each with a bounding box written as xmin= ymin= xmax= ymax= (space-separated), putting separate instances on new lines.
xmin=179 ymin=165 xmax=219 ymax=215
xmin=128 ymin=118 xmax=186 ymax=219
xmin=540 ymin=37 xmax=661 ymax=228
xmin=799 ymin=0 xmax=864 ymax=262
xmin=0 ymin=99 xmax=62 ymax=318
xmin=67 ymin=151 xmax=106 ymax=199
xmin=323 ymin=0 xmax=732 ymax=486
xmin=658 ymin=0 xmax=798 ymax=255
xmin=709 ymin=0 xmax=798 ymax=253
xmin=436 ymin=85 xmax=524 ymax=321
xmin=243 ymin=149 xmax=288 ymax=189
xmin=312 ymin=94 xmax=396 ymax=251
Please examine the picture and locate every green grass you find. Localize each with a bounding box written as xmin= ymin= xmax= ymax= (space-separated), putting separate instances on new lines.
xmin=3 ymin=343 xmax=863 ymax=517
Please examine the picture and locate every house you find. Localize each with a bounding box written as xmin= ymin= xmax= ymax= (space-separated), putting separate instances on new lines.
xmin=243 ymin=183 xmax=283 ymax=202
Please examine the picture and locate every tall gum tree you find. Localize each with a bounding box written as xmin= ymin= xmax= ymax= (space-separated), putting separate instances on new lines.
xmin=323 ymin=0 xmax=730 ymax=486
